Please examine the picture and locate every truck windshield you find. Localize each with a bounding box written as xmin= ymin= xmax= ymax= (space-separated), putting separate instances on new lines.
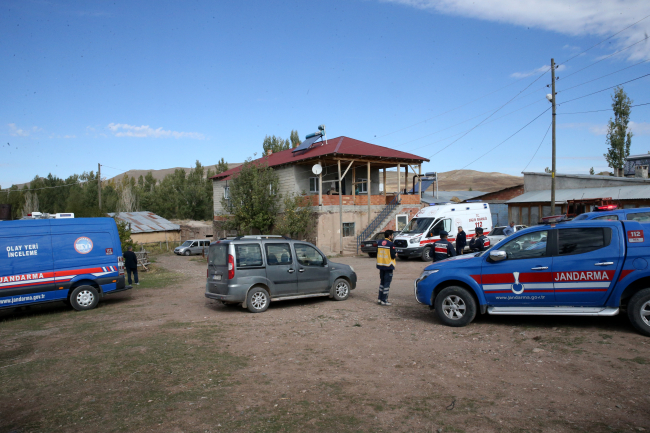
xmin=402 ymin=218 xmax=435 ymax=234
xmin=208 ymin=243 xmax=228 ymax=266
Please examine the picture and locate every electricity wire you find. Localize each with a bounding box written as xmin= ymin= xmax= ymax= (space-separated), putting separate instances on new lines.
xmin=1 ymin=178 xmax=95 ymax=193
xmin=521 ymin=122 xmax=552 ymax=173
xmin=557 ymin=59 xmax=650 ymax=93
xmin=559 ymin=102 xmax=650 ymax=114
xmin=560 ymin=73 xmax=650 ymax=105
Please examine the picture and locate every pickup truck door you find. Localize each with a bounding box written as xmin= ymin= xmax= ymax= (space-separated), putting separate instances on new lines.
xmin=553 ymin=226 xmax=621 ymax=306
xmin=480 ymin=229 xmax=555 ymax=305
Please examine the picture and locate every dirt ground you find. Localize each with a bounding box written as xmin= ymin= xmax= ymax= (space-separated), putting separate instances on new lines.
xmin=1 ymin=253 xmax=650 ymax=433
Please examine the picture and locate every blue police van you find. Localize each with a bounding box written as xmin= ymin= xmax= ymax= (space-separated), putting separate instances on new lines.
xmin=0 ymin=218 xmax=130 ymax=311
xmin=573 ymin=205 xmax=650 ymax=222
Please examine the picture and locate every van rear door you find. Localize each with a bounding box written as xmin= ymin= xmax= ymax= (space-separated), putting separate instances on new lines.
xmin=207 ymin=242 xmax=229 ymax=295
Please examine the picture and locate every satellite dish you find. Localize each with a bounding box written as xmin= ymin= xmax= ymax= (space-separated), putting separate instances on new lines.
xmin=312 ymin=163 xmax=322 ymax=175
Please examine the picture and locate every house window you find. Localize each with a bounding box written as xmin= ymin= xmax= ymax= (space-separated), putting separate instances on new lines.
xmin=342 ymin=223 xmax=355 ymax=237
xmin=357 ymin=179 xmax=368 ymax=194
xmin=309 ymin=177 xmax=319 ymax=193
xmin=224 ymin=186 xmax=230 ymax=199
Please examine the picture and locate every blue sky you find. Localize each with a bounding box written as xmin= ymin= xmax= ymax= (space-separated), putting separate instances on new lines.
xmin=2 ymin=0 xmax=649 ymax=187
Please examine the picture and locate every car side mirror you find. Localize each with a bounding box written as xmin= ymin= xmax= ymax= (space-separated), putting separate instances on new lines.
xmin=489 ymin=250 xmax=507 ymax=262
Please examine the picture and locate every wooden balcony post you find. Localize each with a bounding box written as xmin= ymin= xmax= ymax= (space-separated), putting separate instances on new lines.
xmin=338 ymin=159 xmax=343 ymax=254
xmin=397 ymin=164 xmax=401 ymax=196
xmin=383 ymin=168 xmax=387 ymax=201
xmin=367 ymin=161 xmax=371 ymax=226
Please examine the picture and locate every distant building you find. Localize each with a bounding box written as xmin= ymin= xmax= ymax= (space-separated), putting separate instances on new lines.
xmin=624 ymin=153 xmax=650 ymax=177
xmin=507 ymin=172 xmax=650 ymax=225
xmin=109 ymin=211 xmax=181 ymax=244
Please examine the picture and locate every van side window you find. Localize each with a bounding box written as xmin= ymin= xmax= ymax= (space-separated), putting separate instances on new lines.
xmin=500 ymin=231 xmax=548 ymax=260
xmin=627 ymin=212 xmax=650 ymax=222
xmin=295 ymin=244 xmax=324 ymax=267
xmin=235 ymin=244 xmax=263 ymax=267
xmin=592 ymin=215 xmax=618 ymax=221
xmin=191 ymin=241 xmax=198 ymax=247
xmin=428 ymin=219 xmax=451 ymax=238
xmin=265 ymin=243 xmax=293 ymax=266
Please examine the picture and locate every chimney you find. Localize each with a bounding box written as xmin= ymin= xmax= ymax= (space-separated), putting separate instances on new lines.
xmin=267 ymin=149 xmax=272 ymax=156
xmin=635 ymin=165 xmax=648 ymax=179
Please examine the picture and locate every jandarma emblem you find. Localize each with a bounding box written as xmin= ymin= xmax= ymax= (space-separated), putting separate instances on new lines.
xmin=511 ymin=272 xmax=524 ymax=294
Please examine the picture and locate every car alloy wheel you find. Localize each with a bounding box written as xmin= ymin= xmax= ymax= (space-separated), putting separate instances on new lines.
xmin=641 ymin=300 xmax=650 ymax=326
xmin=442 ymin=295 xmax=466 ymax=320
xmin=250 ymin=292 xmax=268 ymax=310
xmin=335 ymin=281 xmax=349 ymax=298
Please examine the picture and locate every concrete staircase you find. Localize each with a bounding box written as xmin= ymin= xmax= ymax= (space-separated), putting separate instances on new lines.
xmin=341 ymin=204 xmax=411 ymax=256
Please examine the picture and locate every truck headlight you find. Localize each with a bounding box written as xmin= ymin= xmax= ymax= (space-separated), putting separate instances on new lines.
xmin=409 ymin=237 xmax=420 ymax=244
xmin=419 ymin=269 xmax=439 ymax=280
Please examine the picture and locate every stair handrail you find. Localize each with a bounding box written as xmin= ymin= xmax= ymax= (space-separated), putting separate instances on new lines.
xmin=356 ymin=193 xmax=401 ymax=254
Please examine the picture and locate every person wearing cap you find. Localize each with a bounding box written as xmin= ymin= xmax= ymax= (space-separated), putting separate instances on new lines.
xmin=469 ymin=227 xmax=490 ymax=252
xmin=376 ymin=229 xmax=397 ymax=306
xmin=433 ymin=230 xmax=457 ymax=262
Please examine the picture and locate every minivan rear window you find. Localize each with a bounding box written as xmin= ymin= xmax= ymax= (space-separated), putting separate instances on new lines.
xmin=208 ymin=243 xmax=228 ymax=266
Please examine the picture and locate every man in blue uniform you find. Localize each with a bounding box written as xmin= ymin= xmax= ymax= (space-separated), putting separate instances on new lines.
xmin=469 ymin=227 xmax=489 ymax=252
xmin=376 ymin=229 xmax=397 ymax=306
xmin=433 ymin=231 xmax=456 ymax=262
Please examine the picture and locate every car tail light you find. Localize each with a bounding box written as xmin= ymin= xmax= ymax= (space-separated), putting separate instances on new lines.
xmin=372 ymin=242 xmax=377 ymax=247
xmin=118 ymin=256 xmax=125 ymax=276
xmin=228 ymin=254 xmax=235 ymax=280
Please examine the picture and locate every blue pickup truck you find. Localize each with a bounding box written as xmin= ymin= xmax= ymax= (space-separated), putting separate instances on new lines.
xmin=415 ymin=220 xmax=650 ymax=336
xmin=573 ymin=205 xmax=650 ymax=222
xmin=0 ymin=218 xmax=130 ymax=311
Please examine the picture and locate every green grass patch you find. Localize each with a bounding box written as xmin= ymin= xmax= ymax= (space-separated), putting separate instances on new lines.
xmin=133 ymin=264 xmax=182 ymax=290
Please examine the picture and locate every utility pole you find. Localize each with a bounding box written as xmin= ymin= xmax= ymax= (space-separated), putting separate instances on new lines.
xmin=550 ymin=58 xmax=557 ymax=214
xmin=98 ymin=163 xmax=102 ymax=210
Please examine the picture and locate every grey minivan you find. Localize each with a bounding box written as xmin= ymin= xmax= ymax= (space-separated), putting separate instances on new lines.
xmin=174 ymin=239 xmax=210 ymax=256
xmin=205 ymin=236 xmax=357 ymax=313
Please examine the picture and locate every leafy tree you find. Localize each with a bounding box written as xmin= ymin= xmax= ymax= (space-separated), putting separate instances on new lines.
xmin=220 ymin=157 xmax=280 ymax=233
xmin=275 ymin=193 xmax=313 ymax=239
xmin=262 ymin=135 xmax=291 ymax=154
xmin=113 ymin=216 xmax=136 ymax=252
xmin=290 ymin=130 xmax=301 ymax=148
xmin=604 ymin=86 xmax=633 ymax=177
xmin=589 ymin=167 xmax=595 ymax=175
xmin=215 ymin=157 xmax=229 ymax=174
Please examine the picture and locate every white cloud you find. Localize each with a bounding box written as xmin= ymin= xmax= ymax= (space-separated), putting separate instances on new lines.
xmin=107 ymin=123 xmax=205 ymax=139
xmin=8 ymin=123 xmax=30 ymax=137
xmin=511 ymin=64 xmax=565 ymax=78
xmin=381 ymin=0 xmax=650 ymax=60
xmin=630 ymin=121 xmax=650 ymax=135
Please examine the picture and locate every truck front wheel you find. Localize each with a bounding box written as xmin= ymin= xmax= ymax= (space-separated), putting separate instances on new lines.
xmin=434 ymin=286 xmax=477 ymax=327
xmin=70 ymin=285 xmax=100 ymax=311
xmin=421 ymin=247 xmax=433 ymax=262
xmin=627 ymin=288 xmax=650 ymax=337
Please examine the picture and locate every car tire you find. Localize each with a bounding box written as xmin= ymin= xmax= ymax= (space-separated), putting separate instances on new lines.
xmin=332 ymin=278 xmax=350 ymax=301
xmin=434 ymin=286 xmax=477 ymax=327
xmin=246 ymin=287 xmax=270 ymax=313
xmin=368 ymin=253 xmax=377 ymax=258
xmin=69 ymin=285 xmax=100 ymax=311
xmin=184 ymin=250 xmax=191 ymax=256
xmin=627 ymin=288 xmax=650 ymax=337
xmin=421 ymin=247 xmax=433 ymax=262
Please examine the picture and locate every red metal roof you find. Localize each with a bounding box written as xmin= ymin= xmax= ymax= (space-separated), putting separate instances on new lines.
xmin=212 ymin=136 xmax=429 ymax=181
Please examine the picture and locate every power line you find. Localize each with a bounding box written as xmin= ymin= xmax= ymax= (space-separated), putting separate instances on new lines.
xmin=558 ymin=14 xmax=650 ymax=66
xmin=557 ymin=59 xmax=650 ymax=94
xmin=560 ymin=73 xmax=650 ymax=105
xmin=521 ymin=122 xmax=552 ymax=173
xmin=560 ymin=36 xmax=650 ymax=81
xmin=444 ymin=107 xmax=551 ymax=180
xmin=1 ymin=178 xmax=95 ymax=193
xmin=559 ymin=102 xmax=650 ymax=114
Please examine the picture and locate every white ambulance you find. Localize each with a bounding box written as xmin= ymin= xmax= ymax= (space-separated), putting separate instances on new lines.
xmin=393 ymin=202 xmax=492 ymax=261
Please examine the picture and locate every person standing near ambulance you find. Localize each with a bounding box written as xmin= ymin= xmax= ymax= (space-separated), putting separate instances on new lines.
xmin=469 ymin=227 xmax=489 ymax=252
xmin=433 ymin=231 xmax=456 ymax=261
xmin=376 ymin=229 xmax=397 ymax=306
xmin=456 ymin=226 xmax=466 ymax=255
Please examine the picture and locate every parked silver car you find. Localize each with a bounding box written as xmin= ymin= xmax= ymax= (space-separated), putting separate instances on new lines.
xmin=205 ymin=236 xmax=357 ymax=313
xmin=174 ymin=239 xmax=210 ymax=256
xmin=487 ymin=225 xmax=527 ymax=246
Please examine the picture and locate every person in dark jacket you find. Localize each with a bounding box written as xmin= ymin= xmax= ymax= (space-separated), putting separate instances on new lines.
xmin=469 ymin=227 xmax=490 ymax=252
xmin=123 ymin=246 xmax=139 ymax=286
xmin=456 ymin=226 xmax=467 ymax=255
xmin=433 ymin=231 xmax=457 ymax=262
xmin=376 ymin=230 xmax=397 ymax=306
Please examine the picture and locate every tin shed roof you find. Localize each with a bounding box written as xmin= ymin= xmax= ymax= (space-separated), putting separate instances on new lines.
xmin=507 ymin=185 xmax=650 ymax=204
xmin=108 ymin=211 xmax=180 ymax=234
xmin=211 ymin=136 xmax=429 ymax=181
